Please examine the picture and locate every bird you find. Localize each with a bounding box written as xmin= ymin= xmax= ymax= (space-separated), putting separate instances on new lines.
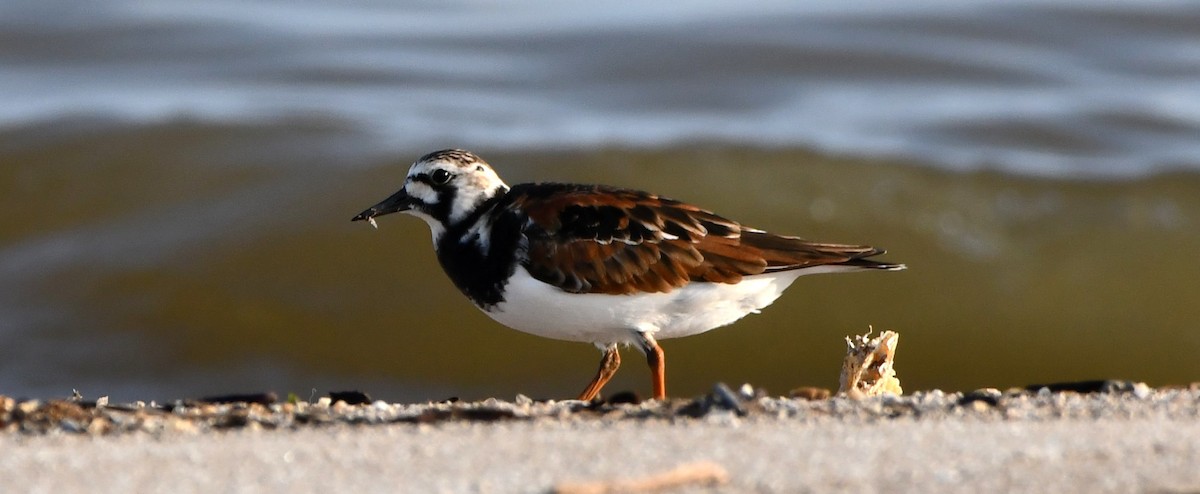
xmin=352 ymin=149 xmax=904 ymax=401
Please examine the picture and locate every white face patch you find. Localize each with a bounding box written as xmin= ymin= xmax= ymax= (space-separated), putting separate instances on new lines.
xmin=446 ymin=190 xmax=478 ymax=225
xmin=404 ymin=180 xmax=439 ymax=207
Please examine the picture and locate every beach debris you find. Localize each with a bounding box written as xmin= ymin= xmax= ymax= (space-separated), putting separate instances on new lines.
xmin=192 ymin=392 xmax=278 ymax=406
xmin=3 ymin=382 xmax=1198 ymax=436
xmin=1023 ymin=379 xmax=1151 ymax=398
xmin=604 ymin=391 xmax=641 ymax=405
xmin=552 ymin=461 xmax=730 ymax=494
xmin=328 ymin=390 xmax=373 ymax=405
xmin=789 ymin=387 xmax=832 ymax=400
xmin=959 ymin=388 xmax=1003 ymax=408
xmin=839 ymin=328 xmax=902 ymax=397
xmin=676 ymin=383 xmax=761 ymax=418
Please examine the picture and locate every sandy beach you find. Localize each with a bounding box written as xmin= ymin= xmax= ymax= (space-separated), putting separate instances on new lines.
xmin=4 ymin=385 xmax=1199 ymax=493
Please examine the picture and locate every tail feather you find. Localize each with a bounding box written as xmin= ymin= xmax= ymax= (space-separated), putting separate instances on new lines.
xmin=744 ymin=231 xmax=906 ymax=273
xmin=839 ymin=253 xmax=906 ymax=271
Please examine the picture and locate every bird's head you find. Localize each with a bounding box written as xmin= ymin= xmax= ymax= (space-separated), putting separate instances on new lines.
xmin=352 ymin=149 xmax=509 ymax=241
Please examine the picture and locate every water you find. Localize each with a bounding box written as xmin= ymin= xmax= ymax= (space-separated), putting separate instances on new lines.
xmin=1 ymin=1 xmax=1198 ymax=402
xmin=5 ymin=0 xmax=1200 ymax=176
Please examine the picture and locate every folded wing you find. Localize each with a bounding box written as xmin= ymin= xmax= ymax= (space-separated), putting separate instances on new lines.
xmin=506 ymin=183 xmax=900 ymax=295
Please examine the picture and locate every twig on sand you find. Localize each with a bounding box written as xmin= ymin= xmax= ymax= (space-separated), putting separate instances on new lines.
xmin=552 ymin=461 xmax=730 ymax=494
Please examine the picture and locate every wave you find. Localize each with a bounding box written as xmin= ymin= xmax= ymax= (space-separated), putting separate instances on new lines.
xmin=1 ymin=0 xmax=1198 ymax=178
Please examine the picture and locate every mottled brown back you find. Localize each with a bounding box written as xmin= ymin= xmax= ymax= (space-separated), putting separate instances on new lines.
xmin=507 ymin=183 xmax=898 ymax=295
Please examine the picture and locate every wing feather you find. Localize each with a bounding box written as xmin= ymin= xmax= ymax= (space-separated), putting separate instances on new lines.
xmin=507 ymin=183 xmax=897 ymax=295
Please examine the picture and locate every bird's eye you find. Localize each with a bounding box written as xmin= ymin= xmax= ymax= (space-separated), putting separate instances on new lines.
xmin=430 ymin=169 xmax=452 ymax=185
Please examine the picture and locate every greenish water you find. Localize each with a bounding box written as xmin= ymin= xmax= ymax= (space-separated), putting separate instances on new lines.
xmin=4 ymin=0 xmax=1200 ymax=402
xmin=4 ymin=127 xmax=1197 ymax=401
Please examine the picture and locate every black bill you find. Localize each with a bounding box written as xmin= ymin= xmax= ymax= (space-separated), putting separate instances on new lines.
xmin=352 ymin=188 xmax=411 ymax=223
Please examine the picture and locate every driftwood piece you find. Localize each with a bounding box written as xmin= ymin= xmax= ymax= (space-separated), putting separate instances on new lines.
xmin=839 ymin=329 xmax=902 ymax=397
xmin=552 ymin=461 xmax=730 ymax=494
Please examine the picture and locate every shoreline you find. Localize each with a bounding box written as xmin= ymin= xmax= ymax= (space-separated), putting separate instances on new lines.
xmin=4 ymin=383 xmax=1200 ymax=492
xmin=3 ymin=381 xmax=1197 ymax=435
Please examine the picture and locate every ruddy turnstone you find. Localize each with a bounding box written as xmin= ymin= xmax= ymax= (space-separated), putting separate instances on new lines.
xmin=353 ymin=149 xmax=904 ymax=401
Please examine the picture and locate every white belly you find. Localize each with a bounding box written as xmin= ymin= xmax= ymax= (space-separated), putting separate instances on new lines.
xmin=481 ymin=266 xmax=811 ymax=345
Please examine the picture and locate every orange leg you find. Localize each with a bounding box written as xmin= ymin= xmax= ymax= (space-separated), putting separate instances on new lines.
xmin=577 ymin=344 xmax=620 ymax=401
xmin=637 ymin=333 xmax=666 ymax=400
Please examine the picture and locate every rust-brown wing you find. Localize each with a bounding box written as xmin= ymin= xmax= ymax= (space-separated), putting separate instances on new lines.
xmin=507 ymin=183 xmax=893 ymax=295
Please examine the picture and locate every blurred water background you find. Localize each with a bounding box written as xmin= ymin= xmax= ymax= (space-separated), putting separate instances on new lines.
xmin=2 ymin=0 xmax=1199 ymax=402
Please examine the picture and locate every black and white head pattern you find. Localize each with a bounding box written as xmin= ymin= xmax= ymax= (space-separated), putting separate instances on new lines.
xmin=400 ymin=149 xmax=509 ymax=241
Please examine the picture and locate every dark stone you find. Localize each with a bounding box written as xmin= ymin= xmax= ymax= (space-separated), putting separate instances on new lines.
xmin=675 ymin=398 xmax=711 ymax=418
xmin=328 ymin=390 xmax=373 ymax=405
xmin=194 ymin=392 xmax=278 ymax=405
xmin=457 ymin=407 xmax=518 ymax=422
xmin=959 ymin=389 xmax=1002 ymax=407
xmin=605 ymin=391 xmax=641 ymax=405
xmin=712 ymin=383 xmax=747 ymax=416
xmin=1023 ymin=380 xmax=1139 ymax=394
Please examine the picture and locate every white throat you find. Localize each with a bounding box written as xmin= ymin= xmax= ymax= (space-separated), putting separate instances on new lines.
xmin=404 ymin=210 xmax=446 ymax=245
